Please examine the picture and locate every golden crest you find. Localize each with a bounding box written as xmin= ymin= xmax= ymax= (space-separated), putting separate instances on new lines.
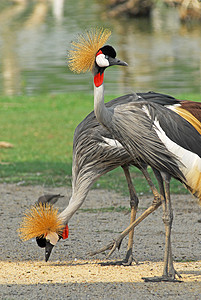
xmin=18 ymin=203 xmax=63 ymax=241
xmin=68 ymin=28 xmax=111 ymax=73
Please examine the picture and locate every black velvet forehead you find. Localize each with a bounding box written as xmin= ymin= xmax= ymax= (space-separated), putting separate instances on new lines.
xmin=100 ymin=45 xmax=116 ymax=58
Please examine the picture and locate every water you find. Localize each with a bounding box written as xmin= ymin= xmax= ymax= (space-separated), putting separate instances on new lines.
xmin=0 ymin=0 xmax=200 ymax=96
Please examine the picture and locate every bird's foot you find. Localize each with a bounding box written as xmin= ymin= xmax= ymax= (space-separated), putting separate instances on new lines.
xmin=89 ymin=238 xmax=138 ymax=266
xmin=121 ymin=256 xmax=136 ymax=266
xmin=89 ymin=236 xmax=124 ymax=257
xmin=142 ymin=268 xmax=182 ymax=283
xmin=142 ymin=275 xmax=183 ymax=282
xmin=122 ymin=249 xmax=138 ymax=266
xmin=168 ymin=263 xmax=182 ymax=280
xmin=99 ymin=254 xmax=137 ymax=267
xmin=142 ymin=262 xmax=182 ymax=282
xmin=89 ymin=241 xmax=114 ymax=257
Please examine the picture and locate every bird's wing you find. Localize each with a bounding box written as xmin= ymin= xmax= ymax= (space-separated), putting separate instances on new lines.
xmin=180 ymin=100 xmax=201 ymax=122
xmin=111 ymin=102 xmax=185 ymax=181
xmin=105 ymin=91 xmax=179 ymax=108
xmin=143 ymin=102 xmax=201 ymax=199
xmin=138 ymin=91 xmax=180 ymax=106
xmin=145 ymin=102 xmax=201 ymax=158
xmin=73 ymin=108 xmax=132 ymax=187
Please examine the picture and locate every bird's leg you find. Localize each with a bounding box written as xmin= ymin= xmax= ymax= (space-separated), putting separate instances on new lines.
xmin=160 ymin=178 xmax=172 ymax=278
xmin=167 ymin=242 xmax=182 ymax=279
xmin=152 ymin=166 xmax=180 ymax=277
xmin=99 ymin=164 xmax=139 ymax=266
xmin=123 ymin=165 xmax=165 ymax=265
xmin=89 ymin=197 xmax=161 ymax=258
xmin=90 ymin=166 xmax=163 ymax=258
xmin=140 ymin=166 xmax=162 ymax=206
xmin=143 ymin=174 xmax=182 ymax=282
xmin=121 ymin=165 xmax=139 ymax=265
xmin=161 ymin=174 xmax=180 ymax=280
xmin=151 ymin=167 xmax=182 ymax=278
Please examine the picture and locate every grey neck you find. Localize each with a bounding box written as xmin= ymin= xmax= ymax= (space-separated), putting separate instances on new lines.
xmin=93 ymin=83 xmax=112 ymax=128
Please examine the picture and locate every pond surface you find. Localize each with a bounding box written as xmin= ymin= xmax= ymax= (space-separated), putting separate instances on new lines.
xmin=0 ymin=0 xmax=200 ymax=96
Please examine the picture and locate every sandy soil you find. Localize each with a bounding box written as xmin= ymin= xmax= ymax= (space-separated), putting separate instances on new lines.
xmin=0 ymin=183 xmax=201 ymax=299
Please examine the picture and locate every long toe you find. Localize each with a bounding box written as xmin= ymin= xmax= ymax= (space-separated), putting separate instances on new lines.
xmin=168 ymin=264 xmax=182 ymax=279
xmin=122 ymin=252 xmax=138 ymax=266
xmin=100 ymin=259 xmax=133 ymax=266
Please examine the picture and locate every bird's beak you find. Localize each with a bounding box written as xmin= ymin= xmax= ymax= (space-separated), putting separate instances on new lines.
xmin=109 ymin=57 xmax=128 ymax=67
xmin=45 ymin=241 xmax=54 ymax=262
xmin=44 ymin=232 xmax=59 ymax=262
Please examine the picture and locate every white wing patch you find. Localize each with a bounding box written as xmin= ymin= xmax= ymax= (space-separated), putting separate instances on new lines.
xmin=143 ymin=104 xmax=201 ymax=199
xmin=142 ymin=105 xmax=151 ymax=118
xmin=154 ymin=119 xmax=201 ymax=198
xmin=99 ymin=137 xmax=123 ymax=149
xmin=166 ymin=104 xmax=181 ymax=111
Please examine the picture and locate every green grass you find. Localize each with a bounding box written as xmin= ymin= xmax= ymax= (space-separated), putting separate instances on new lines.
xmin=0 ymin=92 xmax=200 ymax=196
xmin=0 ymin=93 xmax=93 ymax=186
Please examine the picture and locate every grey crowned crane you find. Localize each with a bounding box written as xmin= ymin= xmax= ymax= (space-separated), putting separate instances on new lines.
xmin=19 ymin=91 xmax=175 ymax=264
xmin=37 ymin=90 xmax=201 ymax=265
xmin=67 ymin=28 xmax=201 ymax=282
xmin=19 ymin=28 xmax=201 ymax=282
xmin=19 ymin=90 xmax=197 ymax=265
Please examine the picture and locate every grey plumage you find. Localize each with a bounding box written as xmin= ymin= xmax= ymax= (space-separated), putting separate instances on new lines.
xmin=91 ymin=45 xmax=201 ymax=281
xmin=73 ymin=92 xmax=184 ymax=190
xmin=72 ymin=91 xmax=193 ymax=265
xmin=107 ymin=101 xmax=201 ymax=181
xmin=73 ymin=91 xmax=201 ymax=198
xmin=57 ymin=92 xmax=182 ymax=264
xmin=66 ymin=35 xmax=201 ymax=279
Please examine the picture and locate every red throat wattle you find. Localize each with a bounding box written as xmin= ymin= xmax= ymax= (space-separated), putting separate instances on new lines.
xmin=62 ymin=224 xmax=69 ymax=239
xmin=94 ymin=49 xmax=104 ymax=87
xmin=94 ymin=73 xmax=104 ymax=87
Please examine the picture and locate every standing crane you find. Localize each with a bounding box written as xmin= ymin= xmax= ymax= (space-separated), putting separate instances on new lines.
xmin=70 ymin=90 xmax=201 ymax=267
xmin=67 ymin=28 xmax=201 ymax=282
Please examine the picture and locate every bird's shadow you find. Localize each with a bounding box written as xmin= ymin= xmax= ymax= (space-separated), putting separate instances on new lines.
xmin=179 ymin=270 xmax=201 ymax=276
xmin=49 ymin=261 xmax=91 ymax=267
xmin=46 ymin=260 xmax=140 ymax=267
xmin=98 ymin=260 xmax=142 ymax=266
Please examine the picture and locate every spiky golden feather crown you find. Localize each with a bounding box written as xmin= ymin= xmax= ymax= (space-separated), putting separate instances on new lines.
xmin=68 ymin=28 xmax=111 ymax=73
xmin=18 ymin=203 xmax=63 ymax=241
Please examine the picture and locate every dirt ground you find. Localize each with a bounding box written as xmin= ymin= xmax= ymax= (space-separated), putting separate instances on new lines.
xmin=0 ymin=183 xmax=201 ymax=299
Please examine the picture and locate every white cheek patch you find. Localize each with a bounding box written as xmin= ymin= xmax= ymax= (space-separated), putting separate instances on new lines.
xmin=46 ymin=232 xmax=59 ymax=245
xmin=96 ymin=54 xmax=109 ymax=68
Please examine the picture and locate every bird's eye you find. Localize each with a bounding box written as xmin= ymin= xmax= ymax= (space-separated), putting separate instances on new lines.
xmin=105 ymin=55 xmax=109 ymax=59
